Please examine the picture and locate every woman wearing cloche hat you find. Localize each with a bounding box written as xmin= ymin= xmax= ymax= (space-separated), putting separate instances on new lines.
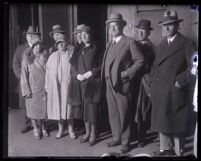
xmin=45 ymin=37 xmax=76 ymax=140
xmin=21 ymin=37 xmax=49 ymax=140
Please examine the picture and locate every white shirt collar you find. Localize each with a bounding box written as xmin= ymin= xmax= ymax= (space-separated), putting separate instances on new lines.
xmin=167 ymin=34 xmax=177 ymax=43
xmin=113 ymin=35 xmax=122 ymax=43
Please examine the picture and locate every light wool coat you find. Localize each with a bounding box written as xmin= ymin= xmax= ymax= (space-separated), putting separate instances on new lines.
xmin=45 ymin=49 xmax=73 ymax=120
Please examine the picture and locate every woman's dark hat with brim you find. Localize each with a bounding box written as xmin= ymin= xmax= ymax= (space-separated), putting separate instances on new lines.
xmin=158 ymin=10 xmax=183 ymax=25
xmin=105 ymin=13 xmax=127 ymax=26
xmin=55 ymin=38 xmax=67 ymax=47
xmin=135 ymin=19 xmax=153 ymax=31
xmin=31 ymin=38 xmax=42 ymax=49
xmin=23 ymin=26 xmax=41 ymax=36
xmin=49 ymin=25 xmax=66 ymax=37
xmin=73 ymin=24 xmax=87 ymax=34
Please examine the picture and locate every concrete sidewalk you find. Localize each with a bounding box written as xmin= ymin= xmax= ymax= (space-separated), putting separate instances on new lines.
xmin=8 ymin=108 xmax=195 ymax=158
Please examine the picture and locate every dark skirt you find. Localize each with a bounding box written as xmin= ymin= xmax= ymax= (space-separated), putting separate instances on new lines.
xmin=83 ymin=101 xmax=98 ymax=124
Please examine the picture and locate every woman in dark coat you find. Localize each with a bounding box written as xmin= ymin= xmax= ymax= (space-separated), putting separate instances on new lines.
xmin=68 ymin=26 xmax=101 ymax=146
xmin=21 ymin=37 xmax=49 ymax=140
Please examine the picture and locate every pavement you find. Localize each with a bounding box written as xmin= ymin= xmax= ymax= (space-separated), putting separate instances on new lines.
xmin=7 ymin=108 xmax=195 ymax=158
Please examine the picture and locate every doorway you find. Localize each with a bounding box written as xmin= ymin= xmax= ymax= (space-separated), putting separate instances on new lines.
xmin=77 ymin=4 xmax=107 ymax=52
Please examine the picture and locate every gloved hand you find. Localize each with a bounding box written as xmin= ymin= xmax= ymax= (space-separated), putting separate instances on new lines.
xmin=82 ymin=71 xmax=93 ymax=79
xmin=77 ymin=74 xmax=86 ymax=81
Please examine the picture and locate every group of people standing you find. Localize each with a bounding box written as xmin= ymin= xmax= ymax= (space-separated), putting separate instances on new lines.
xmin=13 ymin=9 xmax=198 ymax=157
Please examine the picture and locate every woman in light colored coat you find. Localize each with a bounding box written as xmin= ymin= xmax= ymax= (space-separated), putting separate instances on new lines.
xmin=45 ymin=38 xmax=76 ymax=139
xmin=21 ymin=38 xmax=49 ymax=139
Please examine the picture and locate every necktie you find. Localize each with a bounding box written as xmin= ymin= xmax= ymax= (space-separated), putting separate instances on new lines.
xmin=57 ymin=52 xmax=62 ymax=84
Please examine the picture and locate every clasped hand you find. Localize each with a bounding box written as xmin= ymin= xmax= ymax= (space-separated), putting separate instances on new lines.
xmin=77 ymin=71 xmax=93 ymax=81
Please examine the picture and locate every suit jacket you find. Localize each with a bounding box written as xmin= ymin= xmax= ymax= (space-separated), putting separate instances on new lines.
xmin=101 ymin=35 xmax=145 ymax=94
xmin=150 ymin=33 xmax=196 ymax=133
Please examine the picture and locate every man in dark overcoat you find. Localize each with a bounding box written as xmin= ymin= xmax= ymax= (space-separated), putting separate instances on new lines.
xmin=134 ymin=19 xmax=155 ymax=148
xmin=101 ymin=13 xmax=145 ymax=154
xmin=13 ymin=26 xmax=40 ymax=133
xmin=150 ymin=10 xmax=196 ymax=157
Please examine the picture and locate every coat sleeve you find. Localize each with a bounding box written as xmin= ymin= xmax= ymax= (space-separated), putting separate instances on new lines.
xmin=125 ymin=40 xmax=145 ymax=80
xmin=45 ymin=58 xmax=50 ymax=92
xmin=175 ymin=39 xmax=197 ymax=87
xmin=13 ymin=46 xmax=22 ymax=79
xmin=21 ymin=59 xmax=32 ymax=97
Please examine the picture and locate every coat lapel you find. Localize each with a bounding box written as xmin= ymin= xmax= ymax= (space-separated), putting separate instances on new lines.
xmin=156 ymin=33 xmax=185 ymax=66
xmin=101 ymin=42 xmax=112 ymax=80
xmin=34 ymin=55 xmax=46 ymax=75
xmin=109 ymin=35 xmax=127 ymax=64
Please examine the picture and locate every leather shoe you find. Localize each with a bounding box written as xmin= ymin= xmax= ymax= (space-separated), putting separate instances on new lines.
xmin=80 ymin=137 xmax=89 ymax=143
xmin=120 ymin=145 xmax=130 ymax=154
xmin=152 ymin=150 xmax=176 ymax=157
xmin=21 ymin=125 xmax=33 ymax=134
xmin=107 ymin=140 xmax=121 ymax=147
xmin=88 ymin=139 xmax=97 ymax=147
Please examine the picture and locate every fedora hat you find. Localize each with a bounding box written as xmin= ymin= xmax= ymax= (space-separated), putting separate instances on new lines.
xmin=135 ymin=19 xmax=153 ymax=31
xmin=49 ymin=25 xmax=66 ymax=37
xmin=23 ymin=26 xmax=41 ymax=36
xmin=73 ymin=24 xmax=87 ymax=34
xmin=31 ymin=37 xmax=42 ymax=49
xmin=106 ymin=13 xmax=127 ymax=26
xmin=159 ymin=10 xmax=183 ymax=25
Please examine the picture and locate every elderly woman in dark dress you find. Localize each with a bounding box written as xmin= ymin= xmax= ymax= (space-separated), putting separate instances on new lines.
xmin=68 ymin=26 xmax=101 ymax=146
xmin=21 ymin=37 xmax=49 ymax=140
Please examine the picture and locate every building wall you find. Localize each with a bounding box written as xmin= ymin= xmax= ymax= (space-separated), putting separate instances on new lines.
xmin=107 ymin=5 xmax=198 ymax=47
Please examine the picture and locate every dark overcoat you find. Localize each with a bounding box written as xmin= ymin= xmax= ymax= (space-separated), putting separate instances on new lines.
xmin=68 ymin=43 xmax=102 ymax=105
xmin=150 ymin=33 xmax=196 ymax=133
xmin=135 ymin=40 xmax=155 ymax=123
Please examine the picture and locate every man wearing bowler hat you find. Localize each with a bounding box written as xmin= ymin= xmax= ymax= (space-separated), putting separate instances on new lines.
xmin=134 ymin=19 xmax=155 ymax=148
xmin=101 ymin=13 xmax=145 ymax=154
xmin=150 ymin=10 xmax=196 ymax=156
xmin=49 ymin=24 xmax=66 ymax=55
xmin=13 ymin=25 xmax=40 ymax=133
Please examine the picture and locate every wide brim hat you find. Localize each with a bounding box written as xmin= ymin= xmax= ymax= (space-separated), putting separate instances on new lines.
xmin=135 ymin=19 xmax=153 ymax=31
xmin=31 ymin=38 xmax=42 ymax=49
xmin=49 ymin=24 xmax=66 ymax=37
xmin=73 ymin=24 xmax=87 ymax=34
xmin=106 ymin=13 xmax=127 ymax=26
xmin=23 ymin=26 xmax=41 ymax=36
xmin=55 ymin=38 xmax=67 ymax=47
xmin=158 ymin=10 xmax=183 ymax=25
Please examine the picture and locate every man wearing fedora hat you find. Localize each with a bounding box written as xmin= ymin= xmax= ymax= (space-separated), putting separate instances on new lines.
xmin=150 ymin=10 xmax=196 ymax=157
xmin=101 ymin=13 xmax=145 ymax=154
xmin=49 ymin=24 xmax=66 ymax=55
xmin=13 ymin=25 xmax=41 ymax=133
xmin=134 ymin=19 xmax=155 ymax=148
